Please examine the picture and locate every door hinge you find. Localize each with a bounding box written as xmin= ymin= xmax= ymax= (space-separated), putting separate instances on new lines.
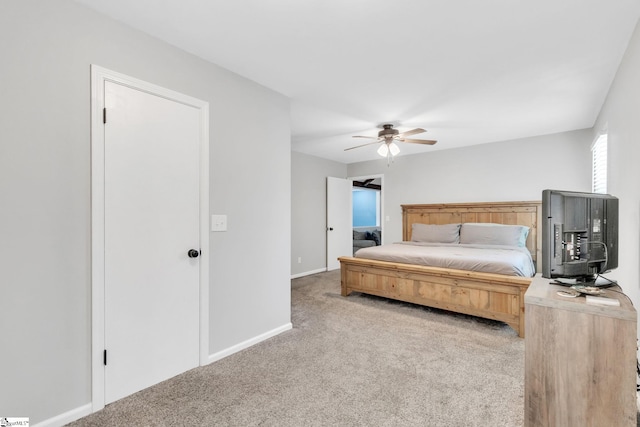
xmin=104 ymin=349 xmax=107 ymax=366
xmin=103 ymin=107 xmax=107 ymax=124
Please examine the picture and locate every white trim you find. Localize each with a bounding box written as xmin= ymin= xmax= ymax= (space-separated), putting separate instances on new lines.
xmin=291 ymin=267 xmax=327 ymax=279
xmin=206 ymin=323 xmax=293 ymax=365
xmin=32 ymin=403 xmax=92 ymax=427
xmin=90 ymin=65 xmax=209 ymax=412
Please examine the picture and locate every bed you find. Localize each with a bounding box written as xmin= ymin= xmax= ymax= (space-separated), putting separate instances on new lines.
xmin=338 ymin=201 xmax=541 ymax=337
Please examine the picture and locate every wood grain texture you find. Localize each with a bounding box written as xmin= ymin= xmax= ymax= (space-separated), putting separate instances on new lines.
xmin=339 ymin=256 xmax=530 ymax=336
xmin=339 ymin=201 xmax=541 ymax=337
xmin=402 ymin=201 xmax=541 ymax=270
xmin=524 ymin=276 xmax=637 ymax=426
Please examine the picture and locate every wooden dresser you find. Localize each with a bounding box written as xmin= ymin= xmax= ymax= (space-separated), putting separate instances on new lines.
xmin=524 ymin=275 xmax=637 ymax=426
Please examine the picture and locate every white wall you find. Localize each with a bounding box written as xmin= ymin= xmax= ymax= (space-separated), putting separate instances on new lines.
xmin=592 ymin=19 xmax=640 ymax=334
xmin=347 ymin=130 xmax=593 ymax=243
xmin=291 ymin=152 xmax=347 ymax=276
xmin=0 ymin=1 xmax=290 ymax=424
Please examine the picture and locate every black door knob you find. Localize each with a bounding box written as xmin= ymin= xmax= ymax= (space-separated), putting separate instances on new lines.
xmin=328 ymin=227 xmax=334 ymax=231
xmin=188 ymin=249 xmax=200 ymax=258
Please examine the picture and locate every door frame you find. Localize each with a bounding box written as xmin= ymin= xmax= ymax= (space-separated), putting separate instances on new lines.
xmin=90 ymin=65 xmax=210 ymax=412
xmin=349 ymin=174 xmax=385 ymax=245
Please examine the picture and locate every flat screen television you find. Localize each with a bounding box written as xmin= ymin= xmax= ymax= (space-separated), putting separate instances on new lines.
xmin=541 ymin=189 xmax=618 ymax=286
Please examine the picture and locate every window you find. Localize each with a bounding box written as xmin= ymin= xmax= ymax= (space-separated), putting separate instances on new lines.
xmin=591 ymin=133 xmax=607 ymax=194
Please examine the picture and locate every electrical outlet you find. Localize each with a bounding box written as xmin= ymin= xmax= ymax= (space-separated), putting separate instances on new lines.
xmin=297 ymin=257 xmax=302 ymax=264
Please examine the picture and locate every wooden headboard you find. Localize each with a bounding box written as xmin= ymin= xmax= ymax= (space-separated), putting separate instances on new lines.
xmin=402 ymin=201 xmax=542 ymax=269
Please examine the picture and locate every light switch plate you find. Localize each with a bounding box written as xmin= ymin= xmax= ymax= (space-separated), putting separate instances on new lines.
xmin=211 ymin=214 xmax=227 ymax=232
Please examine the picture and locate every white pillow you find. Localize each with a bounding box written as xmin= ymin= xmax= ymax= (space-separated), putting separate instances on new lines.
xmin=411 ymin=223 xmax=461 ymax=244
xmin=459 ymin=223 xmax=529 ymax=247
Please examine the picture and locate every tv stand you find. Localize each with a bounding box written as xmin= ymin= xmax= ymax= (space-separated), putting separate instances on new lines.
xmin=524 ymin=275 xmax=637 ymax=426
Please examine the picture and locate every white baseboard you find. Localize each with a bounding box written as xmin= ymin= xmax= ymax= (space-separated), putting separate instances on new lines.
xmin=206 ymin=322 xmax=293 ymax=364
xmin=32 ymin=325 xmax=293 ymax=426
xmin=32 ymin=403 xmax=92 ymax=427
xmin=291 ymin=267 xmax=326 ymax=279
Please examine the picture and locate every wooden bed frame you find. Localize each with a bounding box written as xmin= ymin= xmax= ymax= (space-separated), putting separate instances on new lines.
xmin=339 ymin=201 xmax=541 ymax=337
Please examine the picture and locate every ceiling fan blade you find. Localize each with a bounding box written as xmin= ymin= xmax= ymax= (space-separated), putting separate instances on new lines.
xmin=397 ymin=128 xmax=426 ymax=138
xmin=400 ymin=138 xmax=438 ymax=145
xmin=344 ymin=140 xmax=381 ymax=151
xmin=352 ymin=135 xmax=380 ymax=140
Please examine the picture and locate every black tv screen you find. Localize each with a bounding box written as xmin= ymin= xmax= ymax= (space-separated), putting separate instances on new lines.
xmin=541 ymin=189 xmax=618 ymax=285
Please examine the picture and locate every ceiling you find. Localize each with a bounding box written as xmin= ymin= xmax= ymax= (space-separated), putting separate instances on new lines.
xmin=75 ymin=0 xmax=640 ymax=164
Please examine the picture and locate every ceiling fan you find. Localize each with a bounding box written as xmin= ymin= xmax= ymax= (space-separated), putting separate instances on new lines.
xmin=345 ymin=124 xmax=437 ymax=164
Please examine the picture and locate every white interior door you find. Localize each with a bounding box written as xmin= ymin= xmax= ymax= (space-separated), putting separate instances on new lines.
xmin=326 ymin=177 xmax=352 ymax=271
xmin=103 ymin=80 xmax=201 ymax=403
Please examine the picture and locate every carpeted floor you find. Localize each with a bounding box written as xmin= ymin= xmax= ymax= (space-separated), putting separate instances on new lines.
xmin=69 ymin=270 xmax=526 ymax=426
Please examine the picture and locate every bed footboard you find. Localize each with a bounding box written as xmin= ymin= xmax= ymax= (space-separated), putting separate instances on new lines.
xmin=339 ymin=256 xmax=531 ymax=337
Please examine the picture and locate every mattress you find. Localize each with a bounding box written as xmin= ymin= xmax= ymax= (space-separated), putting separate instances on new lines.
xmin=354 ymin=241 xmax=536 ymax=277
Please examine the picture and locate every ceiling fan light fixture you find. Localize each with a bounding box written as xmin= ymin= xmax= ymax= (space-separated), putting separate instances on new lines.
xmin=348 ymin=124 xmax=434 ymax=163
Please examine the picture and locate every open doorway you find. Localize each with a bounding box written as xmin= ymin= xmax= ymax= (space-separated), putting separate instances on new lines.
xmin=350 ymin=175 xmax=384 ymax=255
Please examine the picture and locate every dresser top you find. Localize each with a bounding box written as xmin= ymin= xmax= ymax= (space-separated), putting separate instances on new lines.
xmin=525 ymin=274 xmax=637 ymax=321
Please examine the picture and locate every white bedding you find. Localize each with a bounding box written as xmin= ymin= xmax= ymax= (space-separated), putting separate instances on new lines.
xmin=354 ymin=241 xmax=536 ymax=277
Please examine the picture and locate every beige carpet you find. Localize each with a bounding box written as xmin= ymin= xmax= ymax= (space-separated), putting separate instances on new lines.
xmin=69 ymin=270 xmax=525 ymax=426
